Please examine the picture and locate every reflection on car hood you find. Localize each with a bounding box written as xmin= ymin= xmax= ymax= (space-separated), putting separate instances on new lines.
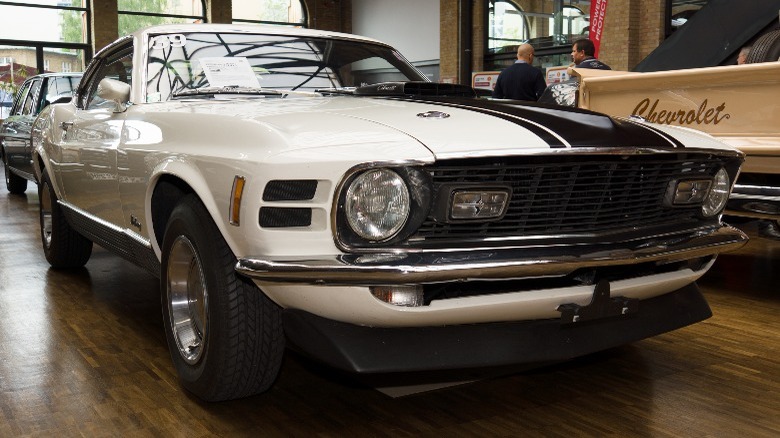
xmin=159 ymin=95 xmax=728 ymax=159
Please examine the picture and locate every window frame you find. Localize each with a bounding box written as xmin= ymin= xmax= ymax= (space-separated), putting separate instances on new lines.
xmin=0 ymin=1 xmax=92 ymax=74
xmin=231 ymin=0 xmax=308 ymax=28
xmin=78 ymin=39 xmax=134 ymax=111
xmin=117 ymin=0 xmax=207 ymax=35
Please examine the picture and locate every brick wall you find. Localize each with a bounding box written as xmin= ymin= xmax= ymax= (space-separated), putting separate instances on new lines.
xmin=91 ymin=0 xmax=118 ymax=53
xmin=600 ymin=0 xmax=666 ymax=71
xmin=205 ymin=0 xmax=231 ymax=23
xmin=440 ymin=0 xmax=459 ymax=83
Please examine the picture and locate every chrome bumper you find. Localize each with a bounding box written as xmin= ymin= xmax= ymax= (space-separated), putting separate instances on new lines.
xmin=235 ymin=224 xmax=747 ymax=286
xmin=726 ymin=184 xmax=780 ymax=220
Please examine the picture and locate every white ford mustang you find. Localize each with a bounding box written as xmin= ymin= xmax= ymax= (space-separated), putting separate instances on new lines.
xmin=31 ymin=23 xmax=748 ymax=401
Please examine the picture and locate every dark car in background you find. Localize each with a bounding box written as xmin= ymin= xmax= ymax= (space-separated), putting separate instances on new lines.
xmin=1 ymin=72 xmax=81 ymax=194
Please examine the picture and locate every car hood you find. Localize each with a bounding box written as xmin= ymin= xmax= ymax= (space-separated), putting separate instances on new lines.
xmin=163 ymin=95 xmax=727 ymax=159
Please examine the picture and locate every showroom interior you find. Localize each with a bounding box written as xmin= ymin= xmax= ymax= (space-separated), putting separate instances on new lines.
xmin=0 ymin=0 xmax=779 ymax=435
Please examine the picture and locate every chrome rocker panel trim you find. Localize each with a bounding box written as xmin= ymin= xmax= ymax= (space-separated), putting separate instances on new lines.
xmin=236 ymin=224 xmax=747 ymax=285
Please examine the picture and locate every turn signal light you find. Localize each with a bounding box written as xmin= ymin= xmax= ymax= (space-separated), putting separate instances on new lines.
xmin=371 ymin=285 xmax=425 ymax=307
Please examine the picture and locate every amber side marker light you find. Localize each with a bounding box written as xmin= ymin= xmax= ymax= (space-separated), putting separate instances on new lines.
xmin=229 ymin=176 xmax=246 ymax=226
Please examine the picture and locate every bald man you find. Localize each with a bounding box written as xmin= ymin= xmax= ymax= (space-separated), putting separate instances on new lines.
xmin=492 ymin=43 xmax=547 ymax=101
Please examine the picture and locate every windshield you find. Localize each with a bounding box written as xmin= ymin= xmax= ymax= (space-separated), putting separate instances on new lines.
xmin=145 ymin=32 xmax=427 ymax=102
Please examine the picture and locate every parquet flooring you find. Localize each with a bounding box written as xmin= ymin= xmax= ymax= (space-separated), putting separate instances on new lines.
xmin=1 ymin=169 xmax=779 ymax=437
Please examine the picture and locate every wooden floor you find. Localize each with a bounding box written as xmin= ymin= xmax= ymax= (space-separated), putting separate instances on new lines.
xmin=1 ymin=174 xmax=780 ymax=437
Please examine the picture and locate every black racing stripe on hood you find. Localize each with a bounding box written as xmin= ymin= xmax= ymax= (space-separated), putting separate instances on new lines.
xmin=394 ymin=96 xmax=568 ymax=148
xmin=395 ymin=96 xmax=684 ymax=149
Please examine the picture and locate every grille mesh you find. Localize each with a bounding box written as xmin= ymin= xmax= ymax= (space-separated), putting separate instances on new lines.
xmin=413 ymin=154 xmax=724 ymax=243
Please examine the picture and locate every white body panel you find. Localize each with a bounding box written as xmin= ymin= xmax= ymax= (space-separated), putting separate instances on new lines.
xmin=33 ymin=24 xmax=745 ymax=330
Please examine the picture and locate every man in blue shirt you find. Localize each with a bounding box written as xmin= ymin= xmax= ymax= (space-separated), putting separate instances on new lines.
xmin=492 ymin=43 xmax=547 ymax=101
xmin=571 ymin=38 xmax=611 ymax=70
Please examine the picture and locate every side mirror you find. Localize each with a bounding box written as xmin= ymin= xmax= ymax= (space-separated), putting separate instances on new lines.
xmin=97 ymin=78 xmax=131 ymax=112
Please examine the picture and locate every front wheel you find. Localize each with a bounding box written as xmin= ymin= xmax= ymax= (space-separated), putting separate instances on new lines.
xmin=39 ymin=170 xmax=92 ymax=268
xmin=161 ymin=194 xmax=284 ymax=401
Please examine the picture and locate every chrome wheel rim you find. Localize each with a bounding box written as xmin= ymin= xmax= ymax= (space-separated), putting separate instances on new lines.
xmin=167 ymin=236 xmax=208 ymax=365
xmin=40 ymin=181 xmax=53 ymax=248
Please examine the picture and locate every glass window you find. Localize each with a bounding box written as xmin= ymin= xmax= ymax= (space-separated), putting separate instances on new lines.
xmin=21 ymin=79 xmax=42 ymax=116
xmin=668 ymin=0 xmax=709 ymax=35
xmin=0 ymin=1 xmax=89 ymax=44
xmin=48 ymin=76 xmax=80 ymax=100
xmin=9 ymin=80 xmax=33 ymax=116
xmin=550 ymin=6 xmax=588 ymax=37
xmin=83 ymin=44 xmax=133 ymax=110
xmin=232 ymin=0 xmax=307 ymax=27
xmin=486 ymin=1 xmax=593 ymax=73
xmin=0 ymin=46 xmax=37 ymax=110
xmin=44 ymin=48 xmax=87 ymax=74
xmin=118 ymin=0 xmax=206 ymax=36
xmin=145 ymin=31 xmax=425 ymax=102
xmin=37 ymin=75 xmax=79 ymax=112
xmin=0 ymin=1 xmax=90 ymax=105
xmin=488 ymin=0 xmax=529 ymax=51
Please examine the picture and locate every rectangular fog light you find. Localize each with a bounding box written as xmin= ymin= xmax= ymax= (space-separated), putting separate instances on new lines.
xmin=450 ymin=190 xmax=509 ymax=220
xmin=672 ymin=179 xmax=712 ymax=205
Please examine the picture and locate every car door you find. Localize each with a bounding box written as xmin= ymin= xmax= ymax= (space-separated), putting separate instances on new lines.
xmin=1 ymin=77 xmax=41 ymax=177
xmin=56 ymin=42 xmax=132 ymax=226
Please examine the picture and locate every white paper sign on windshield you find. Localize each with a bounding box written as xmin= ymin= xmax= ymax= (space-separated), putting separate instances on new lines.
xmin=199 ymin=57 xmax=261 ymax=88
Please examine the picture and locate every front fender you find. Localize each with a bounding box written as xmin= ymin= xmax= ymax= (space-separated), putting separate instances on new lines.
xmin=146 ymin=158 xmax=244 ymax=260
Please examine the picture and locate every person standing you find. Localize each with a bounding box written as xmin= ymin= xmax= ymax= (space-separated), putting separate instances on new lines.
xmin=492 ymin=43 xmax=547 ymax=101
xmin=571 ymin=38 xmax=611 ymax=70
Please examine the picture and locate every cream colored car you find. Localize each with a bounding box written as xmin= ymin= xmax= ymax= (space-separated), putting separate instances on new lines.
xmin=32 ymin=24 xmax=747 ymax=401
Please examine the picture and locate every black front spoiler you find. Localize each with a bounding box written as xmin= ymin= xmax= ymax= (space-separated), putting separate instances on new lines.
xmin=282 ymin=283 xmax=711 ymax=374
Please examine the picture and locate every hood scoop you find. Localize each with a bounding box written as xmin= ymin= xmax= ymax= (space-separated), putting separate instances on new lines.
xmin=354 ymin=81 xmax=477 ymax=98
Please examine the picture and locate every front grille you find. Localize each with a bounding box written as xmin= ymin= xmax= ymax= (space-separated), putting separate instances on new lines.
xmin=413 ymin=154 xmax=727 ymax=244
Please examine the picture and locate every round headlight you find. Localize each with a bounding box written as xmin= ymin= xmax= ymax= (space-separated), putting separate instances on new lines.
xmin=345 ymin=169 xmax=410 ymax=241
xmin=702 ymin=168 xmax=730 ymax=217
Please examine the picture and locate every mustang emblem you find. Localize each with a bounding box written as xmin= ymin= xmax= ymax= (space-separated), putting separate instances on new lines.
xmin=417 ymin=111 xmax=450 ymax=119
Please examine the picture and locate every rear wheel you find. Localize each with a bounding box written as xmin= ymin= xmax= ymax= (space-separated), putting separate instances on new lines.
xmin=3 ymin=151 xmax=27 ymax=194
xmin=746 ymin=29 xmax=780 ymax=63
xmin=161 ymin=194 xmax=284 ymax=401
xmin=38 ymin=170 xmax=93 ymax=268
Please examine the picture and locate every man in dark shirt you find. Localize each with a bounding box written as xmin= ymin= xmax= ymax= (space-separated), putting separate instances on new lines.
xmin=571 ymin=38 xmax=611 ymax=70
xmin=492 ymin=43 xmax=547 ymax=101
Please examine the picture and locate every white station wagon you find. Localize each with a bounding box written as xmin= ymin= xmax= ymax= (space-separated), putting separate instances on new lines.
xmin=32 ymin=24 xmax=747 ymax=401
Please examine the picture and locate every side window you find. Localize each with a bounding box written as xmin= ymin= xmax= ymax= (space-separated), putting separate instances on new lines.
xmin=21 ymin=79 xmax=43 ymax=116
xmin=37 ymin=79 xmax=51 ymax=114
xmin=9 ymin=81 xmax=33 ymax=116
xmin=81 ymin=42 xmax=134 ymax=110
xmin=45 ymin=76 xmax=80 ymax=107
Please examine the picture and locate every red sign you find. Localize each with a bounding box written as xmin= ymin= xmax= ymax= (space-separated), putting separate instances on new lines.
xmin=589 ymin=0 xmax=608 ymax=58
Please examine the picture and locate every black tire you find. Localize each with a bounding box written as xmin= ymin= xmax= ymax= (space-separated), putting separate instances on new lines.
xmin=39 ymin=170 xmax=93 ymax=268
xmin=160 ymin=194 xmax=284 ymax=401
xmin=4 ymin=159 xmax=28 ymax=195
xmin=745 ymin=29 xmax=780 ymax=63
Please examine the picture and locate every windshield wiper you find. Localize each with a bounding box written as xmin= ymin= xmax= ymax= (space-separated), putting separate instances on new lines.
xmin=172 ymin=86 xmax=286 ymax=98
xmin=315 ymin=87 xmax=356 ymax=95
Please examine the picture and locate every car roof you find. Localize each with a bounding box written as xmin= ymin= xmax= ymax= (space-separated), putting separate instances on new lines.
xmin=25 ymin=72 xmax=83 ymax=79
